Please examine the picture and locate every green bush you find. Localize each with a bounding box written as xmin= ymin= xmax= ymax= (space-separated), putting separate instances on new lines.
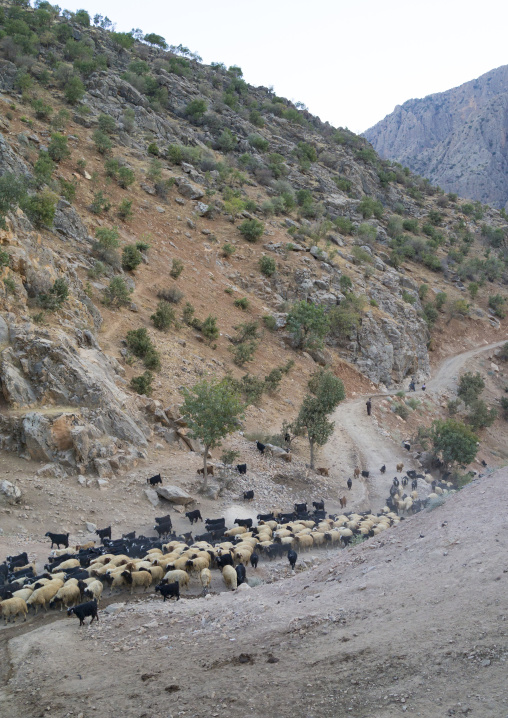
xmin=393 ymin=402 xmax=409 ymax=419
xmin=59 ymin=178 xmax=76 ymax=203
xmin=458 ymin=372 xmax=485 ymax=406
xmin=48 ymin=133 xmax=70 ymax=162
xmin=230 ymin=341 xmax=257 ymax=367
xmin=423 ymin=302 xmax=438 ymax=327
xmin=435 ymin=292 xmax=447 ymax=310
xmin=102 ymin=276 xmax=132 ymax=308
xmin=111 ymin=31 xmax=135 ymax=49
xmin=87 ymin=260 xmax=106 ymax=279
xmin=105 ymin=158 xmax=120 ymax=179
xmin=64 ymin=76 xmax=85 ymax=104
xmin=182 ymin=302 xmax=195 ymax=325
xmin=402 ymin=290 xmax=415 ymax=305
xmin=249 ymin=109 xmax=264 ymax=127
xmin=33 ymin=151 xmax=55 ymax=187
xmin=358 ymin=197 xmax=384 ymax=219
xmin=126 ymin=327 xmax=160 ymax=369
xmin=488 ymin=294 xmax=506 ymax=318
xmin=259 ymin=255 xmax=276 ymax=276
xmin=287 ymin=300 xmax=330 ymax=349
xmin=185 ymin=98 xmax=207 ymax=121
xmin=466 ymin=399 xmax=497 ymax=431
xmin=37 ymin=277 xmax=69 ymax=311
xmin=202 ymin=315 xmax=219 ymax=344
xmin=263 ymin=315 xmax=277 ymax=331
xmin=93 ymin=130 xmax=113 ymax=155
xmin=239 ymin=219 xmax=264 ymax=242
xmin=98 ymin=113 xmax=116 ymax=134
xmin=357 ymin=223 xmax=377 ymax=243
xmin=130 ymin=371 xmax=153 ymax=396
xmin=32 ymin=98 xmax=53 ymax=121
xmin=248 ymin=133 xmax=269 ymax=152
xmin=22 ymin=190 xmax=57 ymax=227
xmin=90 ymin=191 xmax=111 ymax=215
xmin=0 ymin=250 xmax=10 ymax=268
xmin=117 ymin=199 xmax=133 ymax=221
xmin=117 ymin=166 xmax=135 ymax=188
xmin=169 ymin=258 xmax=184 ymax=279
xmin=217 ymin=128 xmax=237 ymax=152
xmin=151 ymin=301 xmax=175 ymax=331
xmin=351 ymin=246 xmax=373 ymax=264
xmin=95 ymin=226 xmax=119 ymax=250
xmin=234 ymin=297 xmax=250 ymax=311
xmin=402 ymin=218 xmax=419 ymax=233
xmin=264 ymin=368 xmax=283 ymax=393
xmin=468 ymin=282 xmax=479 ymax=300
xmin=122 ymin=245 xmax=142 ymax=271
xmin=222 ymin=243 xmax=236 ymax=258
xmin=74 ymin=9 xmax=91 ymax=26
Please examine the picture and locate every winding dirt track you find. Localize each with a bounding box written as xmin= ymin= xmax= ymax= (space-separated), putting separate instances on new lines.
xmin=323 ymin=339 xmax=507 ymax=510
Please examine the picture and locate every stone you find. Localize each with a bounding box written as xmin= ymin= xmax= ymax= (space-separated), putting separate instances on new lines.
xmin=85 ymin=521 xmax=97 ymax=532
xmin=195 ymin=202 xmax=210 ymax=216
xmin=37 ymin=464 xmax=64 ymax=479
xmin=156 ymin=485 xmax=194 ymax=505
xmin=144 ymin=488 xmax=161 ymax=507
xmin=93 ymin=459 xmax=114 ymax=478
xmin=203 ymin=482 xmax=220 ymax=500
xmin=155 ymin=206 xmax=165 ymax=213
xmin=97 ymin=479 xmax=109 ymax=489
xmin=176 ymin=179 xmax=205 ymax=200
xmin=0 ymin=480 xmax=22 ymax=504
xmin=236 ymin=582 xmax=252 ymax=592
xmin=22 ymin=413 xmax=54 ymax=461
xmin=104 ymin=602 xmax=125 ymax=615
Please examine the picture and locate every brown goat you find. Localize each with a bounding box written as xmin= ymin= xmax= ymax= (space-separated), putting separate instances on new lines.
xmin=354 ymin=467 xmax=360 ymax=479
xmin=316 ymin=467 xmax=329 ymax=477
xmin=396 ymin=462 xmax=404 ymax=473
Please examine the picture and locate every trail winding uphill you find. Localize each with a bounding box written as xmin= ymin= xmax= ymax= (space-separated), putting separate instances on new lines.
xmin=323 ymin=339 xmax=508 ymax=510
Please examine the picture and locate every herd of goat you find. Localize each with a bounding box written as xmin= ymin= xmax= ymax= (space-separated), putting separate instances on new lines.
xmin=0 ymin=461 xmax=457 ymax=627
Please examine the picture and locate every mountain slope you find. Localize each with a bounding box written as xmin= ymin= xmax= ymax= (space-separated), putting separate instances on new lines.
xmin=363 ymin=65 xmax=508 ymax=210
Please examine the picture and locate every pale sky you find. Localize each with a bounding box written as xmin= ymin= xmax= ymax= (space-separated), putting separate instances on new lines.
xmin=59 ymin=0 xmax=508 ymax=134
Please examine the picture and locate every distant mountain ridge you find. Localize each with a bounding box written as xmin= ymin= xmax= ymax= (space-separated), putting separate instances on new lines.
xmin=363 ymin=65 xmax=508 ymax=210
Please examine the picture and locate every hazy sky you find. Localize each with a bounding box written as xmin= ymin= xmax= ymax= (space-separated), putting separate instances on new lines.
xmin=59 ymin=0 xmax=508 ymax=133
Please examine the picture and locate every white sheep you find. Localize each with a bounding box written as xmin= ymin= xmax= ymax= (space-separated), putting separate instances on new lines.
xmin=122 ymin=570 xmax=152 ymax=594
xmin=83 ymin=580 xmax=103 ymax=604
xmin=0 ymin=597 xmax=28 ymax=623
xmin=49 ymin=583 xmax=81 ymax=611
xmin=27 ymin=581 xmax=63 ymax=613
xmin=222 ymin=564 xmax=237 ymax=591
xmin=163 ymin=569 xmax=190 ymax=589
xmin=200 ymin=568 xmax=212 ymax=590
xmin=12 ymin=587 xmax=33 ymax=603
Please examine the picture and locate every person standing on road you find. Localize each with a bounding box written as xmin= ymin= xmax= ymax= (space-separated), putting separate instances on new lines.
xmin=366 ymin=398 xmax=372 ymax=416
xmin=347 ymin=477 xmax=353 ymax=490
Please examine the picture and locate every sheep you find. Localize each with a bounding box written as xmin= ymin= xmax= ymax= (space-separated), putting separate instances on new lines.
xmin=121 ymin=570 xmax=152 ymax=594
xmin=83 ymin=580 xmax=103 ymax=605
xmin=396 ymin=463 xmax=404 ymax=473
xmin=224 ymin=526 xmax=247 ymax=537
xmin=75 ymin=541 xmax=95 ymax=551
xmin=296 ymin=534 xmax=313 ymax=551
xmin=186 ymin=556 xmax=210 ymax=574
xmin=142 ymin=565 xmax=164 ymax=584
xmin=67 ymin=599 xmax=98 ymax=626
xmin=222 ymin=564 xmax=237 ymax=591
xmin=0 ymin=597 xmax=28 ymax=624
xmin=411 ymin=490 xmax=418 ymax=500
xmin=12 ymin=561 xmax=35 ymax=574
xmin=108 ymin=572 xmax=129 ymax=594
xmin=45 ymin=532 xmax=69 ymax=549
xmin=26 ymin=581 xmax=63 ymax=613
xmin=200 ymin=568 xmax=212 ymax=591
xmin=163 ymin=570 xmax=189 ymax=589
xmin=311 ymin=532 xmax=326 ymax=547
xmin=12 ymin=587 xmax=33 ymax=603
xmin=49 ymin=583 xmax=81 ymax=611
xmin=52 ymin=558 xmax=80 ymax=573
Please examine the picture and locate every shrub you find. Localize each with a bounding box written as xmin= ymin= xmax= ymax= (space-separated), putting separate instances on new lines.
xmin=117 ymin=166 xmax=135 ymax=188
xmin=136 ymin=240 xmax=150 ymax=252
xmin=287 ymin=300 xmax=330 ymax=350
xmin=0 ymin=250 xmax=10 ymax=268
xmin=236 ymin=374 xmax=265 ymax=405
xmin=435 ymin=292 xmax=447 ymax=310
xmin=95 ymin=226 xmax=119 ymax=250
xmin=230 ymin=341 xmax=257 ymax=366
xmin=468 ymin=282 xmax=479 ymax=300
xmin=151 ymin=301 xmax=175 ymax=330
xmin=122 ymin=245 xmax=142 ymax=271
xmin=259 ymin=255 xmax=276 ymax=276
xmin=357 ymin=223 xmax=377 ymax=243
xmin=147 ymin=142 xmax=160 ymax=157
xmin=32 ymin=99 xmax=53 ymax=121
xmin=221 ymin=449 xmax=240 ymax=465
xmin=126 ymin=327 xmax=160 ymax=369
xmin=451 ymin=299 xmax=469 ymax=317
xmin=239 ymin=219 xmax=264 ymax=242
xmin=98 ymin=113 xmax=116 ymax=134
xmin=447 ymin=399 xmax=460 ymax=415
xmin=48 ymin=133 xmax=70 ymax=162
xmin=419 ymin=284 xmax=429 ymax=301
xmin=466 ymin=399 xmax=497 ymax=431
xmin=33 ymin=151 xmax=55 ymax=187
xmin=100 ymin=271 xmax=131 ymax=304
xmin=358 ymin=197 xmax=384 ymax=219
xmin=222 ymin=243 xmax=236 ymax=258
xmin=37 ymin=277 xmax=69 ymax=311
xmin=423 ymin=302 xmax=438 ymax=327
xmin=231 ymin=320 xmax=260 ymax=345
xmin=248 ymin=133 xmax=269 ymax=152
xmin=93 ymin=130 xmax=113 ymax=155
xmin=402 ymin=218 xmax=419 ymax=233
xmin=74 ymin=9 xmax=91 ymax=26
xmin=234 ymin=297 xmax=250 ymax=311
xmin=402 ymin=290 xmax=415 ymax=305
xmin=488 ymin=294 xmax=506 ymax=318
xmin=185 ymin=98 xmax=207 ymax=121
xmin=182 ymin=302 xmax=195 ymax=325
xmin=458 ymin=372 xmax=485 ymax=406
xmin=130 ymin=371 xmax=153 ymax=396
xmin=22 ymin=190 xmax=57 ymax=228
xmin=87 ymin=260 xmax=106 ymax=279
xmin=202 ymin=315 xmax=219 ymax=344
xmin=263 ymin=314 xmax=277 ymax=331
xmin=249 ymin=109 xmax=264 ymax=127
xmin=169 ymin=258 xmax=184 ymax=279
xmin=217 ymin=128 xmax=237 ymax=152
xmin=64 ymin=75 xmax=85 ymax=104
xmin=393 ymin=402 xmax=409 ymax=419
xmin=264 ymin=368 xmax=283 ymax=393
xmin=351 ymin=246 xmax=373 ymax=264
xmin=90 ymin=191 xmax=111 ymax=214
xmin=157 ymin=286 xmax=183 ymax=304
xmin=117 ymin=199 xmax=133 ymax=221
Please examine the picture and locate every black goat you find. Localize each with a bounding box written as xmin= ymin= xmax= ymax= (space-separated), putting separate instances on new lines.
xmin=155 ymin=514 xmax=171 ymax=525
xmin=7 ymin=552 xmax=28 ymax=566
xmin=147 ymin=473 xmax=162 ymax=486
xmin=380 ymin=465 xmax=386 ymax=474
xmin=67 ymin=599 xmax=98 ymax=626
xmin=256 ymin=441 xmax=265 ymax=454
xmin=287 ymin=549 xmax=298 ymax=571
xmin=235 ymin=564 xmax=246 ymax=586
xmin=45 ymin=532 xmax=69 ymax=549
xmin=407 ymin=469 xmax=417 ymax=479
xmin=216 ymin=553 xmax=234 ymax=569
xmin=234 ymin=518 xmax=253 ymax=529
xmin=243 ymin=490 xmax=254 ymax=500
xmin=294 ymin=503 xmax=307 ymax=514
xmin=411 ymin=478 xmax=418 ymax=491
xmin=122 ymin=531 xmax=136 ymax=540
xmin=185 ymin=510 xmax=202 ymax=525
xmin=393 ymin=477 xmax=400 ymax=487
xmin=237 ymin=464 xmax=247 ymax=475
xmin=95 ymin=527 xmax=111 ymax=543
xmin=361 ymin=470 xmax=369 ymax=478
xmin=312 ymin=501 xmax=324 ymax=511
xmin=250 ymin=553 xmax=259 ymax=569
xmin=205 ymin=517 xmax=225 ymax=527
xmin=278 ymin=512 xmax=295 ymax=523
xmin=401 ymin=477 xmax=408 ymax=488
xmin=155 ymin=581 xmax=180 ymax=602
xmin=154 ymin=522 xmax=173 ymax=538
xmin=257 ymin=513 xmax=275 ymax=522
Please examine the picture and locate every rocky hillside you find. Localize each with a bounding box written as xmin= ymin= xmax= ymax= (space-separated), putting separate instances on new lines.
xmin=364 ymin=65 xmax=508 ymax=210
xmin=0 ymin=2 xmax=507 ymax=478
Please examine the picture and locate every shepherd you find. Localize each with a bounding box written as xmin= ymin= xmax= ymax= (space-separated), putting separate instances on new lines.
xmin=366 ymin=398 xmax=372 ymax=416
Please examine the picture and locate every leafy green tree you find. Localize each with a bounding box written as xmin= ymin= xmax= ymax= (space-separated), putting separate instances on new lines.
xmin=33 ymin=151 xmax=55 ymax=187
xmin=122 ymin=245 xmax=142 ymax=271
xmin=293 ymin=369 xmax=345 ymax=468
xmin=185 ymin=99 xmax=207 ymax=121
xmin=466 ymin=399 xmax=497 ymax=431
xmin=488 ymin=294 xmax=506 ymax=318
xmin=22 ymin=190 xmax=57 ymax=227
xmin=151 ymin=301 xmax=175 ymax=330
xmin=202 ymin=315 xmax=219 ymax=344
xmin=143 ymin=33 xmax=168 ymax=49
xmin=239 ymin=219 xmax=264 ymax=242
xmin=74 ymin=9 xmax=91 ymax=26
xmin=430 ymin=418 xmax=479 ymax=467
xmin=130 ymin=371 xmax=153 ymax=396
xmin=287 ymin=301 xmax=330 ymax=350
xmin=0 ymin=173 xmax=26 ymax=228
xmin=102 ymin=276 xmax=132 ymax=308
xmin=457 ymin=372 xmax=485 ymax=406
xmin=48 ymin=133 xmax=70 ymax=162
xmin=64 ymin=76 xmax=85 ymax=104
xmin=181 ymin=378 xmax=245 ymax=486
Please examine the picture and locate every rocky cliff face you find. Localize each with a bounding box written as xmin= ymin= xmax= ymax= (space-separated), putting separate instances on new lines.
xmin=364 ymin=65 xmax=508 ymax=210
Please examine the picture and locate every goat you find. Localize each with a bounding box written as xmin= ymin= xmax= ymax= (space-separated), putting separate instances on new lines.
xmin=361 ymin=470 xmax=369 ymax=478
xmin=234 ymin=518 xmax=253 ymax=529
xmin=197 ymin=465 xmax=214 ymax=476
xmin=294 ymin=502 xmax=307 ymax=514
xmin=147 ymin=474 xmax=162 ymax=486
xmin=236 ymin=464 xmax=247 ymax=475
xmin=155 ymin=514 xmax=172 ymax=525
xmin=380 ymin=465 xmax=386 ymax=474
xmin=339 ymin=496 xmax=347 ymax=509
xmin=67 ymin=599 xmax=98 ymax=626
xmin=312 ymin=501 xmax=325 ymax=511
xmin=316 ymin=467 xmax=329 ymax=477
xmin=95 ymin=527 xmax=111 ymax=544
xmin=256 ymin=441 xmax=265 ymax=454
xmin=185 ymin=510 xmax=202 ymax=525
xmin=354 ymin=467 xmax=360 ymax=478
xmin=45 ymin=532 xmax=69 ymax=549
xmin=243 ymin=490 xmax=254 ymax=500
xmin=155 ymin=581 xmax=180 ymax=602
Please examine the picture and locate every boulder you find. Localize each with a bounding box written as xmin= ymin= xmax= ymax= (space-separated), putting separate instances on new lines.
xmin=0 ymin=480 xmax=21 ymax=504
xmin=22 ymin=413 xmax=54 ymax=461
xmin=156 ymin=485 xmax=194 ymax=505
xmin=176 ymin=179 xmax=205 ymax=200
xmin=144 ymin=489 xmax=161 ymax=508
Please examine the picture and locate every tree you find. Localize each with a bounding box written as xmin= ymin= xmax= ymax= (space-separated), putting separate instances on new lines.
xmin=180 ymin=378 xmax=245 ymax=488
xmin=287 ymin=301 xmax=330 ymax=350
xmin=430 ymin=418 xmax=478 ymax=467
xmin=64 ymin=76 xmax=85 ymax=105
xmin=293 ymin=370 xmax=345 ymax=468
xmin=143 ymin=33 xmax=168 ymax=49
xmin=239 ymin=219 xmax=264 ymax=242
xmin=466 ymin=400 xmax=497 ymax=431
xmin=457 ymin=372 xmax=485 ymax=406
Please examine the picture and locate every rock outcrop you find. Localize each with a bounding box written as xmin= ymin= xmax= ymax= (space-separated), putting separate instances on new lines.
xmin=364 ymin=65 xmax=508 ymax=210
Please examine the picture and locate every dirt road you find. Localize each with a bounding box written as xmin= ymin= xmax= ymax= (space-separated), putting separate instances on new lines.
xmin=323 ymin=339 xmax=508 ymax=510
